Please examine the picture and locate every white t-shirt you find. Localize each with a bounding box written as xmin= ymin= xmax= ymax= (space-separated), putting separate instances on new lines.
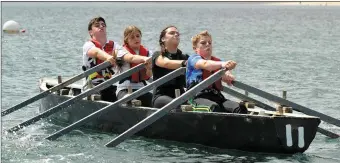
xmin=115 ymin=48 xmax=153 ymax=94
xmin=82 ymin=40 xmax=128 ymax=86
xmin=82 ymin=40 xmax=128 ymax=68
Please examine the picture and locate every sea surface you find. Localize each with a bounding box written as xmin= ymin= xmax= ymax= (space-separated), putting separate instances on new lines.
xmin=1 ymin=2 xmax=340 ymax=163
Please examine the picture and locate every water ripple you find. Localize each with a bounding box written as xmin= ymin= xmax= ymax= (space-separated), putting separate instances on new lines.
xmin=2 ymin=2 xmax=340 ymax=163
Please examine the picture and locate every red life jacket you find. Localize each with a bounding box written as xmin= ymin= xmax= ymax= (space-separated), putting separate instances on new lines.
xmin=123 ymin=44 xmax=150 ymax=82
xmin=200 ymin=55 xmax=222 ymax=91
xmin=91 ymin=39 xmax=114 ymax=65
xmin=88 ymin=39 xmax=114 ymax=81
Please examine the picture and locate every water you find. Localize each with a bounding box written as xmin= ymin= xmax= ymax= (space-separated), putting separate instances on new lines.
xmin=1 ymin=2 xmax=340 ymax=163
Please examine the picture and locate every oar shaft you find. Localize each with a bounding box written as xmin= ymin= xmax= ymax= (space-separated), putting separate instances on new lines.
xmin=105 ymin=68 xmax=227 ymax=147
xmin=45 ymin=67 xmax=186 ymax=141
xmin=222 ymin=86 xmax=339 ymax=139
xmin=232 ymin=81 xmax=340 ymax=127
xmin=48 ymin=61 xmax=109 ymax=93
xmin=317 ymin=127 xmax=340 ymax=139
xmin=1 ymin=91 xmax=49 ymax=117
xmin=7 ymin=63 xmax=145 ymax=133
xmin=222 ymin=86 xmax=276 ymax=111
xmin=1 ymin=61 xmax=112 ymax=117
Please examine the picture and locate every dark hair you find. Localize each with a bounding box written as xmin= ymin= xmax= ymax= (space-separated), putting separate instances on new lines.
xmin=159 ymin=25 xmax=177 ymax=53
xmin=88 ymin=16 xmax=106 ymax=31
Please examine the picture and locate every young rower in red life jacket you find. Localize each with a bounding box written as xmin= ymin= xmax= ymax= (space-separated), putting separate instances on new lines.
xmin=82 ymin=17 xmax=151 ymax=102
xmin=116 ymin=25 xmax=153 ymax=107
xmin=185 ymin=30 xmax=248 ymax=114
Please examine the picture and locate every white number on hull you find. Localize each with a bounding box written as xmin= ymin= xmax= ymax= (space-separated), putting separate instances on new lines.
xmin=298 ymin=127 xmax=305 ymax=148
xmin=285 ymin=124 xmax=305 ymax=148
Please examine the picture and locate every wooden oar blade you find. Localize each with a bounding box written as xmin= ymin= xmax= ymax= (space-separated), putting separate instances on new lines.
xmin=6 ymin=63 xmax=145 ymax=133
xmin=232 ymin=81 xmax=340 ymax=128
xmin=1 ymin=61 xmax=112 ymax=117
xmin=104 ymin=68 xmax=227 ymax=147
xmin=45 ymin=67 xmax=186 ymax=141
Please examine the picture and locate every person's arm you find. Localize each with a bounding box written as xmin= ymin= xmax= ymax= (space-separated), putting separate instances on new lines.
xmin=115 ymin=43 xmax=150 ymax=64
xmin=155 ymin=54 xmax=186 ymax=70
xmin=195 ymin=59 xmax=237 ymax=71
xmin=122 ymin=52 xmax=152 ymax=77
xmin=146 ymin=66 xmax=152 ymax=77
xmin=145 ymin=50 xmax=153 ymax=76
xmin=123 ymin=53 xmax=150 ymax=64
xmin=85 ymin=44 xmax=116 ymax=65
xmin=194 ymin=59 xmax=223 ymax=71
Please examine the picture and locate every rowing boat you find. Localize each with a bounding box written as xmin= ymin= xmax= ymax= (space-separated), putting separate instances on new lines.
xmin=39 ymin=77 xmax=320 ymax=154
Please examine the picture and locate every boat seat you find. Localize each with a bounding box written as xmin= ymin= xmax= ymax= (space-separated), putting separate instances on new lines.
xmin=131 ymin=99 xmax=142 ymax=107
xmin=88 ymin=94 xmax=101 ymax=101
xmin=68 ymin=88 xmax=81 ymax=96
xmin=60 ymin=89 xmax=69 ymax=95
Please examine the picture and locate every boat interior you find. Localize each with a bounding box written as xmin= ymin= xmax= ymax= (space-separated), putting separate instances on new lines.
xmin=40 ymin=77 xmax=317 ymax=119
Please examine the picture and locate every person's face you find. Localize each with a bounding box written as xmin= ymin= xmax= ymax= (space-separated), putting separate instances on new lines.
xmin=162 ymin=27 xmax=180 ymax=47
xmin=194 ymin=36 xmax=212 ymax=57
xmin=127 ymin=31 xmax=141 ymax=49
xmin=89 ymin=20 xmax=107 ymax=38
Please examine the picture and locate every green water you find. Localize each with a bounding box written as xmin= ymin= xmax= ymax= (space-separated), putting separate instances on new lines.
xmin=1 ymin=2 xmax=340 ymax=163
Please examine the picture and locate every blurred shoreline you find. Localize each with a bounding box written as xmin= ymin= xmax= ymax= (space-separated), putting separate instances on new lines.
xmin=265 ymin=2 xmax=340 ymax=6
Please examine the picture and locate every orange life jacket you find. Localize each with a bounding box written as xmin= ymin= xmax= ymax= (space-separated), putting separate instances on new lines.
xmin=87 ymin=39 xmax=114 ymax=81
xmin=123 ymin=44 xmax=150 ymax=83
xmin=201 ymin=55 xmax=222 ymax=91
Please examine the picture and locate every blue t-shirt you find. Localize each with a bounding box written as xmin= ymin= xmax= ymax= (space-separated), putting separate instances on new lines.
xmin=186 ymin=54 xmax=225 ymax=89
xmin=186 ymin=54 xmax=204 ymax=89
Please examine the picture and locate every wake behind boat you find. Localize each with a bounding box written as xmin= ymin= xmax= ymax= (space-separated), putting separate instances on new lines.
xmin=38 ymin=77 xmax=320 ymax=154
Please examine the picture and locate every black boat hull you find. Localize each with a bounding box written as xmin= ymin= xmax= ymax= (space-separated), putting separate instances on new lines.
xmin=40 ymin=89 xmax=320 ymax=154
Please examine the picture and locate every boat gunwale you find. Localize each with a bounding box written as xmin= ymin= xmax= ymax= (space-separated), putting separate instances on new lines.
xmin=39 ymin=77 xmax=320 ymax=120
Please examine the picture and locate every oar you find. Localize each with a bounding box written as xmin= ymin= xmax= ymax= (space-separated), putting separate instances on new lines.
xmin=45 ymin=67 xmax=186 ymax=141
xmin=7 ymin=63 xmax=146 ymax=133
xmin=232 ymin=81 xmax=340 ymax=128
xmin=105 ymin=68 xmax=227 ymax=147
xmin=222 ymin=85 xmax=276 ymax=111
xmin=222 ymin=85 xmax=340 ymax=138
xmin=1 ymin=61 xmax=112 ymax=117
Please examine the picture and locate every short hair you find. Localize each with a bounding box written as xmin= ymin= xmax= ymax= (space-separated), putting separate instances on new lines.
xmin=88 ymin=16 xmax=106 ymax=31
xmin=191 ymin=30 xmax=212 ymax=50
xmin=123 ymin=25 xmax=142 ymax=45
